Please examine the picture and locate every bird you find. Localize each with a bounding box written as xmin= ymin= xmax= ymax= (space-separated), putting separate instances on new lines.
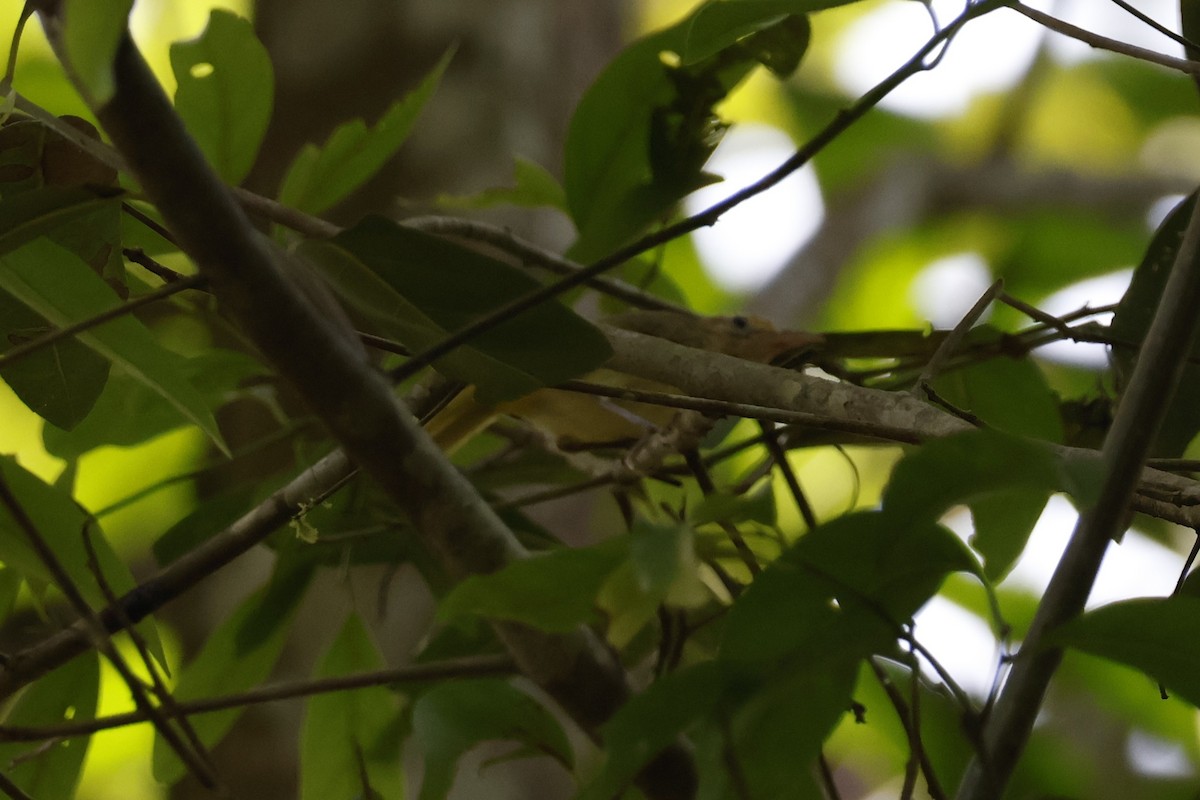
xmin=422 ymin=310 xmax=824 ymax=454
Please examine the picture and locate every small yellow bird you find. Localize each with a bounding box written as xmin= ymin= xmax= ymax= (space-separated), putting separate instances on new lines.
xmin=424 ymin=311 xmax=823 ymax=454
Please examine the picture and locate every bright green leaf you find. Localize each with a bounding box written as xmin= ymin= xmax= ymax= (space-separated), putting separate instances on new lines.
xmin=0 ymin=456 xmax=165 ymax=666
xmin=0 ymin=654 xmax=99 ymax=798
xmin=60 ymin=0 xmax=133 ymax=106
xmin=152 ymin=557 xmax=312 ymax=784
xmin=968 ymin=489 xmax=1049 ymax=581
xmin=170 ymin=10 xmax=274 ymax=183
xmin=1050 ymin=596 xmax=1200 ymax=708
xmin=412 ymin=679 xmax=572 ymax=800
xmin=279 ymin=47 xmax=454 ymax=215
xmin=438 ymin=539 xmax=627 ymax=631
xmin=301 ymin=614 xmax=404 ymax=800
xmin=303 ymin=215 xmax=613 ymax=403
xmin=0 ymin=236 xmax=226 ymax=453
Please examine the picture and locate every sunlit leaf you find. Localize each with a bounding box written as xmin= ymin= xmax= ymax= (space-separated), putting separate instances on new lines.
xmin=279 ymin=48 xmax=453 ymax=215
xmin=60 ymin=0 xmax=133 ymax=105
xmin=0 ymin=654 xmax=99 ymax=798
xmin=301 ymin=614 xmax=404 ymax=800
xmin=412 ymin=679 xmax=572 ymax=800
xmin=170 ymin=9 xmax=274 ymax=183
xmin=303 ymin=215 xmax=612 ymax=403
xmin=0 ymin=236 xmax=226 ymax=452
xmin=0 ymin=456 xmax=166 ymax=666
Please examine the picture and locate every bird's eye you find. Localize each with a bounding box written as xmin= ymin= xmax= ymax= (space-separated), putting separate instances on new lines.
xmin=732 ymin=315 xmax=749 ymax=330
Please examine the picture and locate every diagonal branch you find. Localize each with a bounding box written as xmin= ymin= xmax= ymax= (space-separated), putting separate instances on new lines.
xmin=953 ymin=162 xmax=1200 ymax=800
xmin=30 ymin=11 xmax=695 ymax=799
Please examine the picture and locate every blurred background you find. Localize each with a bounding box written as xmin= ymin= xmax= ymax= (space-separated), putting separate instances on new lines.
xmin=3 ymin=0 xmax=1200 ymax=797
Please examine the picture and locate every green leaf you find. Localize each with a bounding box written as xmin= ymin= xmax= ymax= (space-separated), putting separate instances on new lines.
xmin=720 ymin=512 xmax=976 ymax=666
xmin=1049 ymin=596 xmax=1200 ymax=708
xmin=436 ymin=155 xmax=568 ymax=212
xmin=0 ymin=456 xmax=165 ymax=666
xmin=689 ymin=486 xmax=776 ymax=527
xmin=1110 ymin=191 xmax=1200 ymax=457
xmin=60 ymin=0 xmax=133 ymax=105
xmin=564 ymin=3 xmax=812 ymax=260
xmin=0 ymin=654 xmax=99 ymax=798
xmin=0 ymin=286 xmax=109 ymax=430
xmin=967 ymin=489 xmax=1050 ymax=582
xmin=932 ymin=354 xmax=1065 ymax=442
xmin=0 ymin=236 xmax=226 ymax=453
xmin=438 ymin=539 xmax=627 ymax=631
xmin=411 ymin=679 xmax=572 ymax=800
xmin=577 ymin=662 xmax=724 ymax=800
xmin=882 ymin=431 xmax=1071 ymax=578
xmin=170 ymin=9 xmax=274 ymax=184
xmin=43 ymin=348 xmax=264 ymax=459
xmin=279 ymin=47 xmax=454 ymax=215
xmin=301 ymin=614 xmax=404 ymax=800
xmin=303 ymin=215 xmax=613 ymax=403
xmin=152 ymin=556 xmax=312 ymax=784
xmin=0 ymin=187 xmax=121 ymax=259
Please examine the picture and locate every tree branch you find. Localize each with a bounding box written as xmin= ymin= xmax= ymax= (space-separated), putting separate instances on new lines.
xmin=954 ymin=156 xmax=1200 ymax=800
xmin=32 ymin=14 xmax=695 ymax=798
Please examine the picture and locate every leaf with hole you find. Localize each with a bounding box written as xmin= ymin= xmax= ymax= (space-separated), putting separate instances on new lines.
xmin=171 ymin=9 xmax=274 ymax=183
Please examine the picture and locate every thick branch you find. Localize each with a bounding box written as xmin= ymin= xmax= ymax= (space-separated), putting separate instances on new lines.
xmin=954 ymin=172 xmax=1200 ymax=799
xmin=32 ymin=16 xmax=694 ymax=798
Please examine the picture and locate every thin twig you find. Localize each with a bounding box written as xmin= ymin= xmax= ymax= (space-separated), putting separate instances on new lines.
xmin=1009 ymin=3 xmax=1200 ymax=74
xmin=0 ymin=475 xmax=217 ymax=788
xmin=0 ymin=274 xmax=205 ymax=369
xmin=385 ymin=0 xmax=1009 ymax=388
xmin=759 ymin=422 xmax=818 ymax=530
xmin=0 ymin=655 xmax=514 ymax=742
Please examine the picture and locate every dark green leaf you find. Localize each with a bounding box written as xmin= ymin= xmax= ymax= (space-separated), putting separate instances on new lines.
xmin=171 ymin=9 xmax=274 ymax=183
xmin=152 ymin=558 xmax=311 ymax=784
xmin=967 ymin=489 xmax=1049 ymax=581
xmin=720 ymin=512 xmax=976 ymax=666
xmin=564 ymin=3 xmax=811 ymax=260
xmin=43 ymin=348 xmax=263 ymax=458
xmin=436 ymin=155 xmax=567 ymax=211
xmin=60 ymin=0 xmax=133 ymax=105
xmin=932 ymin=355 xmax=1064 ymax=442
xmin=0 ymin=654 xmax=98 ymax=798
xmin=0 ymin=187 xmax=121 ymax=259
xmin=577 ymin=662 xmax=724 ymax=800
xmin=412 ymin=679 xmax=572 ymax=800
xmin=1110 ymin=191 xmax=1200 ymax=457
xmin=1050 ymin=596 xmax=1200 ymax=708
xmin=0 ymin=456 xmax=165 ymax=665
xmin=688 ymin=485 xmax=776 ymax=527
xmin=301 ymin=614 xmax=404 ymax=800
xmin=438 ymin=538 xmax=627 ymax=631
xmin=0 ymin=236 xmax=225 ymax=451
xmin=304 ymin=215 xmax=613 ymax=403
xmin=278 ymin=48 xmax=453 ymax=215
xmin=0 ymin=286 xmax=108 ymax=430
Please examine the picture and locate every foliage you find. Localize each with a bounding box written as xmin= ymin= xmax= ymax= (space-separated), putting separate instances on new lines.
xmin=1 ymin=1 xmax=1199 ymax=799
